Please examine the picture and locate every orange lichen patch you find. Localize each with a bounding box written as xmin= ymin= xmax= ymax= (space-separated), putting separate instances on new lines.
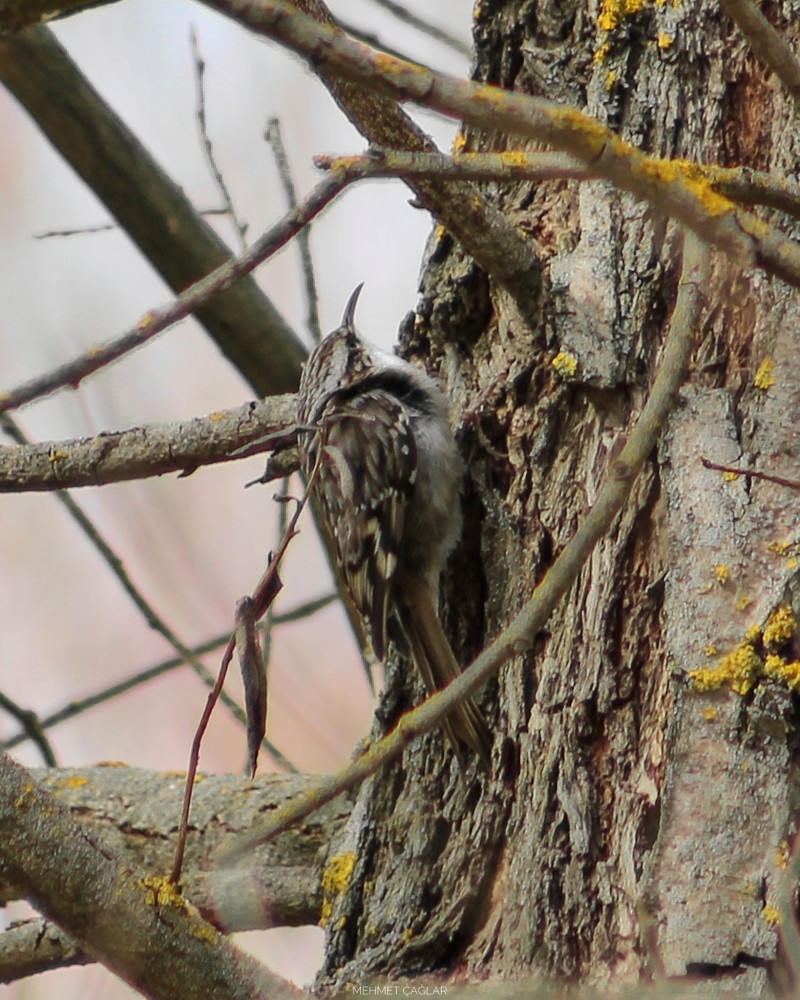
xmin=763 ymin=655 xmax=800 ymax=692
xmin=689 ymin=642 xmax=762 ymax=695
xmin=763 ymin=605 xmax=797 ymax=648
xmin=550 ymin=105 xmax=612 ymax=154
xmin=141 ymin=875 xmax=185 ymax=909
xmin=320 ymin=852 xmax=357 ymax=927
xmin=767 ymin=540 xmax=792 ymax=557
xmin=63 ymin=775 xmax=90 ymax=789
xmin=745 ymin=623 xmax=762 ymax=643
xmin=597 ymin=0 xmax=647 ymax=32
xmin=754 ymin=357 xmax=776 ymax=390
xmin=635 ymin=157 xmax=734 ymax=216
xmin=551 ymin=352 xmax=579 ymax=378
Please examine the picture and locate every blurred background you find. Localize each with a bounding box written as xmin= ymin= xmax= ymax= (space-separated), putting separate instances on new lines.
xmin=0 ymin=1 xmax=472 ymax=995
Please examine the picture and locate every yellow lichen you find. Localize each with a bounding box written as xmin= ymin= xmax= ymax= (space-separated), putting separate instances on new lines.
xmin=723 ymin=470 xmax=740 ymax=483
xmin=635 ymin=157 xmax=733 ymax=216
xmin=597 ymin=0 xmax=647 ymax=32
xmin=689 ymin=643 xmax=762 ymax=695
xmin=702 ymin=706 xmax=718 ymax=721
xmin=657 ymin=32 xmax=674 ymax=49
xmin=736 ymin=596 xmax=753 ymax=613
xmin=141 ymin=875 xmax=185 ymax=909
xmin=763 ymin=904 xmax=781 ymax=926
xmin=64 ymin=775 xmax=89 ymax=789
xmin=763 ymin=605 xmax=796 ymax=647
xmin=704 ymin=643 xmax=718 ymax=657
xmin=320 ymin=852 xmax=357 ymax=927
xmin=754 ymin=357 xmax=776 ymax=390
xmin=745 ymin=623 xmax=762 ymax=643
xmin=714 ymin=564 xmax=730 ymax=585
xmin=765 ymin=656 xmax=800 ymax=691
xmin=788 ymin=557 xmax=798 ymax=571
xmin=593 ymin=41 xmax=611 ymax=64
xmin=551 ymin=351 xmax=579 ymax=378
xmin=605 ymin=69 xmax=619 ymax=91
xmin=767 ymin=540 xmax=792 ymax=557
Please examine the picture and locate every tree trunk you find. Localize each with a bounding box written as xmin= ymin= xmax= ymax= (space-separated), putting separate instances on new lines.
xmin=319 ymin=3 xmax=800 ymax=994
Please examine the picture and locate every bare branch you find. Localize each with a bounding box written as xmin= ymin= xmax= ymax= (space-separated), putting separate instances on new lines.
xmin=0 ymin=752 xmax=304 ymax=999
xmin=319 ymin=149 xmax=800 ymax=223
xmin=0 ymin=398 xmax=297 ymax=492
xmin=0 ymin=919 xmax=89 ymax=984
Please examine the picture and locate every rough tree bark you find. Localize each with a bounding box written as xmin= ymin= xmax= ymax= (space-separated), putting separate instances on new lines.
xmin=317 ymin=4 xmax=800 ymax=996
xmin=3 ymin=0 xmax=800 ymax=996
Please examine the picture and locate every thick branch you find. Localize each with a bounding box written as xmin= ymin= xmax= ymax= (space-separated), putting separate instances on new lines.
xmin=0 ymin=26 xmax=305 ymax=396
xmin=0 ymin=753 xmax=304 ymax=999
xmin=0 ymin=397 xmax=297 ymax=492
xmin=0 ymin=766 xmax=347 ymax=931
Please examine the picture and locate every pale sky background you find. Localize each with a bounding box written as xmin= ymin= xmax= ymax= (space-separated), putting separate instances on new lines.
xmin=0 ymin=1 xmax=474 ymax=996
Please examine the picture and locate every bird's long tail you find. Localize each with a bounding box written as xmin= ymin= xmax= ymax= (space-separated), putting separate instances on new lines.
xmin=395 ymin=571 xmax=492 ymax=768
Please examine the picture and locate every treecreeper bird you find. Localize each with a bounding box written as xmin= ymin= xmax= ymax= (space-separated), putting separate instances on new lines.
xmin=296 ymin=286 xmax=491 ymax=767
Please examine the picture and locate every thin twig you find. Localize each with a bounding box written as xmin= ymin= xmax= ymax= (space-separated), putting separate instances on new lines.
xmin=0 ymin=171 xmax=349 ymax=415
xmin=701 ymin=456 xmax=800 ymax=491
xmin=171 ymin=493 xmax=309 ymax=882
xmin=219 ymin=231 xmax=711 ymax=858
xmin=266 ymin=118 xmax=322 ymax=342
xmin=35 ymin=209 xmax=232 ymax=240
xmin=360 ymin=0 xmax=470 ymax=59
xmin=190 ymin=26 xmax=249 ymax=249
xmin=0 ymin=691 xmax=57 ymax=766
